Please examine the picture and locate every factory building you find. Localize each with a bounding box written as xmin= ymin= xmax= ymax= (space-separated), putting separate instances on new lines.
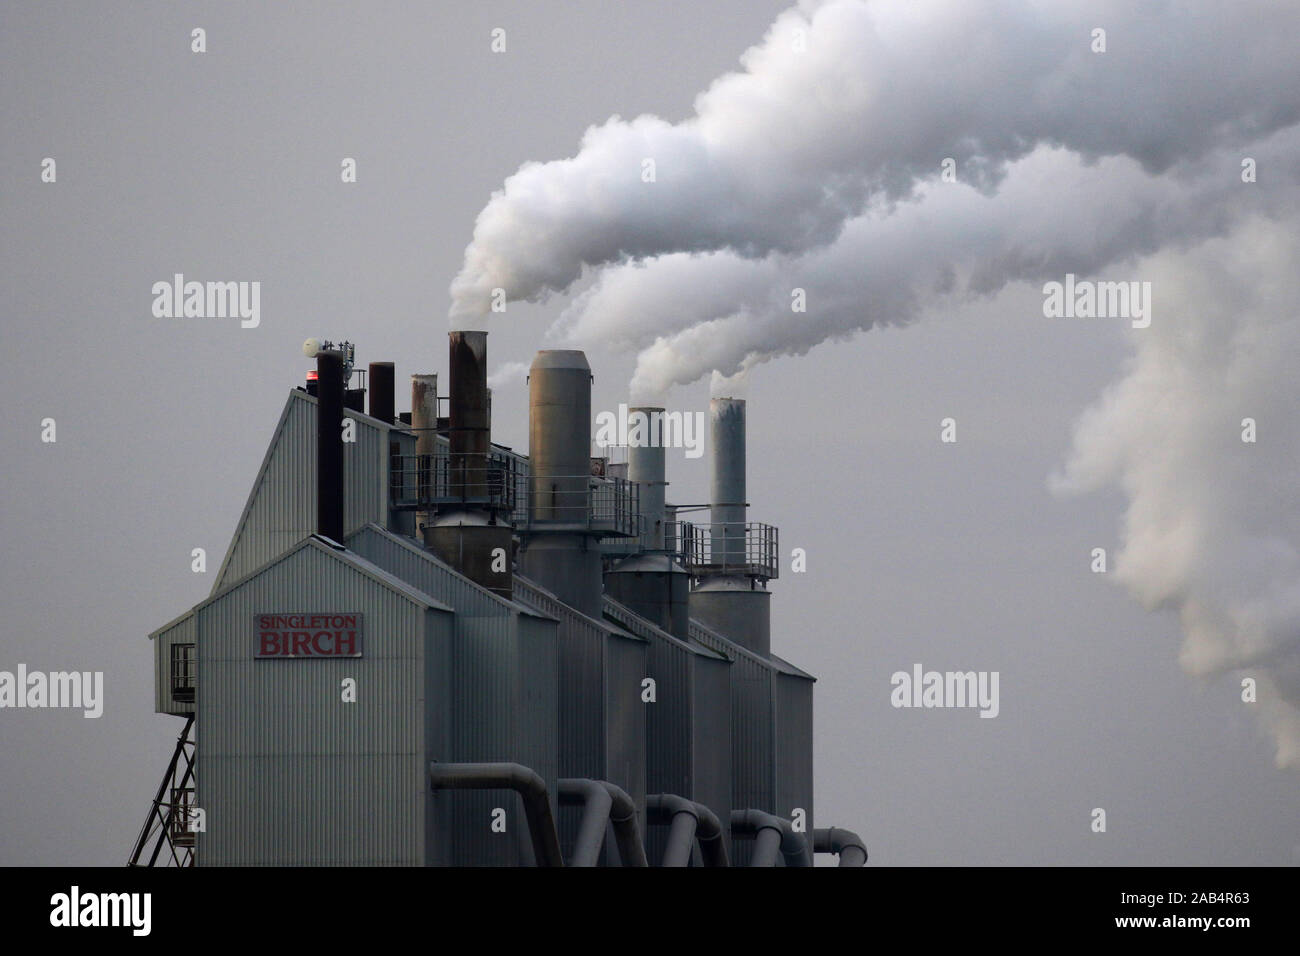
xmin=131 ymin=332 xmax=866 ymax=867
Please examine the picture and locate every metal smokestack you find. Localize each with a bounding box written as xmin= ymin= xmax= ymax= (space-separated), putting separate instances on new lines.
xmin=448 ymin=331 xmax=490 ymax=499
xmin=629 ymin=407 xmax=667 ymax=550
xmin=518 ymin=350 xmax=603 ymax=617
xmin=410 ymin=373 xmax=438 ymax=534
xmin=425 ymin=332 xmax=513 ymax=598
xmin=368 ymin=361 xmax=395 ymax=423
xmin=605 ymin=405 xmax=691 ymax=638
xmin=689 ymin=395 xmax=772 ymax=658
xmin=710 ymin=398 xmax=746 ymax=566
xmin=316 ymin=349 xmax=346 ymax=543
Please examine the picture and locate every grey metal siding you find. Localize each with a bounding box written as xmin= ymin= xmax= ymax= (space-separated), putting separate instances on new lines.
xmin=692 ymin=654 xmax=733 ymax=858
xmin=514 ymin=574 xmax=647 ymax=864
xmin=213 ymin=391 xmax=395 ymax=592
xmin=604 ymin=596 xmax=731 ymax=864
xmin=195 ymin=540 xmax=451 ymax=866
xmin=347 ymin=524 xmax=560 ymax=866
xmin=774 ymin=671 xmax=815 ymax=861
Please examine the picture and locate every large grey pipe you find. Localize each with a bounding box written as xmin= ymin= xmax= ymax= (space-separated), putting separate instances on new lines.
xmin=710 ymin=398 xmax=746 ymax=568
xmin=558 ymin=778 xmax=613 ymax=867
xmin=428 ymin=762 xmax=563 ymax=867
xmin=628 ymin=406 xmax=666 ymax=549
xmin=730 ymin=809 xmax=812 ymax=868
xmin=600 ymin=781 xmax=648 ymax=867
xmin=813 ymin=826 xmax=868 ymax=867
xmin=646 ymin=794 xmax=729 ymax=867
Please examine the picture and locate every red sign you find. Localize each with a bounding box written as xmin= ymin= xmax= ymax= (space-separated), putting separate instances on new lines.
xmin=254 ymin=614 xmax=363 ymax=658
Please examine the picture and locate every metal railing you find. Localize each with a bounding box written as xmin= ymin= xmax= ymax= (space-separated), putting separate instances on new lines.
xmin=389 ymin=451 xmax=523 ymax=513
xmin=516 ymin=475 xmax=641 ymax=538
xmin=674 ymin=521 xmax=779 ymax=580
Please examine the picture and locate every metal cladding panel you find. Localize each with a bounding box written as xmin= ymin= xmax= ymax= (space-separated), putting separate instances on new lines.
xmin=195 ymin=540 xmax=451 ymax=866
xmin=213 ymin=390 xmax=392 ymax=592
xmin=688 ymin=618 xmax=774 ymax=866
xmin=151 ymin=611 xmax=196 ymax=716
xmin=603 ymin=596 xmax=732 ymax=863
xmin=692 ymin=654 xmax=733 ymax=858
xmin=345 ymin=525 xmax=560 ymax=866
xmin=774 ymin=671 xmax=814 ymax=862
xmin=514 ymin=575 xmax=647 ymax=864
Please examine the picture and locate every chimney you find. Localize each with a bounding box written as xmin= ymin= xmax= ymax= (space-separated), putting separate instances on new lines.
xmin=629 ymin=407 xmax=667 ymax=550
xmin=368 ymin=361 xmax=395 ymax=423
xmin=604 ymin=405 xmax=691 ymax=638
xmin=424 ymin=332 xmax=513 ymax=599
xmin=689 ymin=395 xmax=772 ymax=657
xmin=709 ymin=398 xmax=746 ymax=567
xmin=448 ymin=331 xmax=490 ymax=499
xmin=316 ymin=350 xmax=346 ymax=543
xmin=517 ymin=350 xmax=603 ymax=617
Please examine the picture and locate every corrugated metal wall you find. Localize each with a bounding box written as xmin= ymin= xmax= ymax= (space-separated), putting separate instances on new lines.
xmin=347 ymin=524 xmax=560 ymax=866
xmin=688 ymin=616 xmax=817 ymax=865
xmin=604 ymin=596 xmax=732 ymax=864
xmin=151 ymin=611 xmax=196 ymax=716
xmin=513 ymin=574 xmax=647 ymax=864
xmin=212 ymin=390 xmax=393 ymax=592
xmin=195 ymin=538 xmax=453 ymax=866
xmin=774 ymin=669 xmax=814 ymax=861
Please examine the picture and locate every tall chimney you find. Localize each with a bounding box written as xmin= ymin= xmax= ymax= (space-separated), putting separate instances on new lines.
xmin=709 ymin=398 xmax=746 ymax=567
xmin=518 ymin=350 xmax=603 ymax=617
xmin=410 ymin=373 xmax=438 ymax=534
xmin=629 ymin=407 xmax=667 ymax=550
xmin=604 ymin=405 xmax=691 ymax=638
xmin=424 ymin=332 xmax=513 ymax=598
xmin=316 ymin=350 xmax=346 ymax=543
xmin=448 ymin=331 xmax=490 ymax=499
xmin=368 ymin=361 xmax=395 ymax=423
xmin=689 ymin=395 xmax=771 ymax=657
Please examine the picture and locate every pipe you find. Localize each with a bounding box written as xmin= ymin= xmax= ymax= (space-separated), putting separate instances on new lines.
xmin=647 ymin=794 xmax=697 ymax=867
xmin=645 ymin=794 xmax=730 ymax=867
xmin=599 ymin=781 xmax=648 ymax=867
xmin=428 ymin=762 xmax=563 ymax=867
xmin=368 ymin=361 xmax=395 ymax=423
xmin=730 ymin=808 xmax=812 ymax=868
xmin=813 ymin=826 xmax=868 ymax=867
xmin=558 ymin=778 xmax=613 ymax=867
xmin=316 ymin=350 xmax=345 ymax=543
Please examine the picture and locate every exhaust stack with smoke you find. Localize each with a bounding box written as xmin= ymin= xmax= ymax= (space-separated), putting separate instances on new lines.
xmin=423 ymin=331 xmax=513 ymax=599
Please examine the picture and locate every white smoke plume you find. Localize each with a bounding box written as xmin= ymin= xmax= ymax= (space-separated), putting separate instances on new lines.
xmin=448 ymin=0 xmax=1300 ymax=762
xmin=1053 ymin=219 xmax=1300 ymax=769
xmin=487 ymin=360 xmax=529 ymax=391
xmin=450 ymin=0 xmax=1299 ymax=326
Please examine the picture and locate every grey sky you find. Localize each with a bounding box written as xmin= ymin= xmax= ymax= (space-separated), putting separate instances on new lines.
xmin=1 ymin=1 xmax=1295 ymax=866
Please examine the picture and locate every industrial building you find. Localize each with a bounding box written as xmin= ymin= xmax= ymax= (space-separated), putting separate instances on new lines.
xmin=129 ymin=332 xmax=866 ymax=867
